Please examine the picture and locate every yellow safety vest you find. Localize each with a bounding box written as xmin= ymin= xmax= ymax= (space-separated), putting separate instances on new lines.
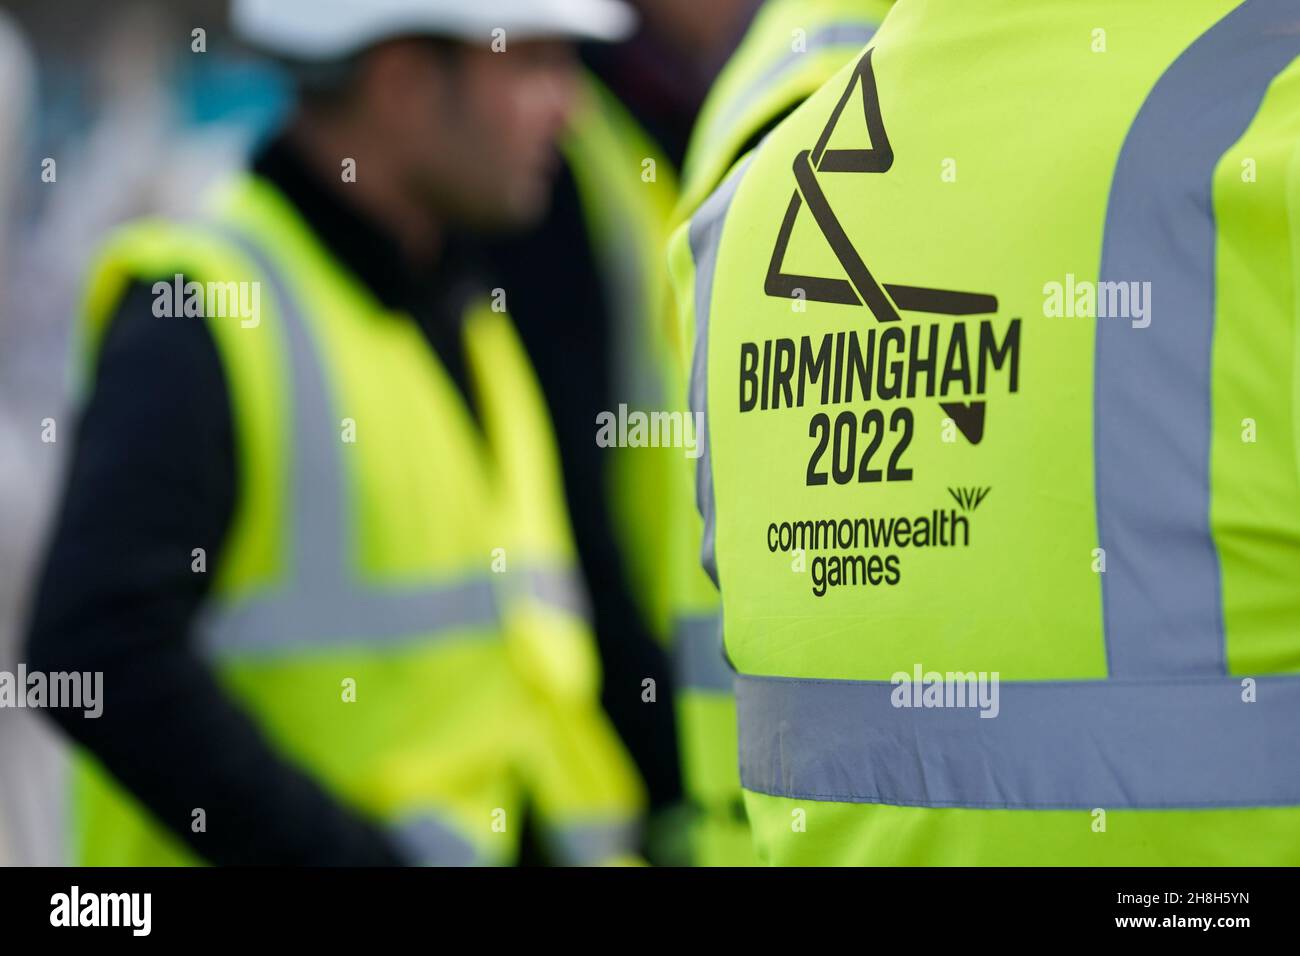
xmin=672 ymin=0 xmax=1300 ymax=865
xmin=562 ymin=73 xmax=681 ymax=645
xmin=73 ymin=171 xmax=645 ymax=866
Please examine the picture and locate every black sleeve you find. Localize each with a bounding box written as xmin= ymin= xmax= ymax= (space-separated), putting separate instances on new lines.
xmin=24 ymin=281 xmax=407 ymax=866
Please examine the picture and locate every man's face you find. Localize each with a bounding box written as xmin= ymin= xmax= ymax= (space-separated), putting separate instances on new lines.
xmin=386 ymin=39 xmax=581 ymax=231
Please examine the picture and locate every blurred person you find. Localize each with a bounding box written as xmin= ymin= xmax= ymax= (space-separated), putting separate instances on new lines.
xmin=481 ymin=0 xmax=757 ymax=862
xmin=672 ymin=0 xmax=1300 ymax=864
xmin=25 ymin=0 xmax=646 ymax=866
xmin=583 ymin=0 xmax=760 ymax=163
xmin=662 ymin=0 xmax=894 ymax=866
xmin=489 ymin=76 xmax=687 ymax=857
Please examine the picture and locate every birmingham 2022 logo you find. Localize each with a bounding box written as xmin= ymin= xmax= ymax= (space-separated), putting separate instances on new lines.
xmin=753 ymin=48 xmax=1020 ymax=459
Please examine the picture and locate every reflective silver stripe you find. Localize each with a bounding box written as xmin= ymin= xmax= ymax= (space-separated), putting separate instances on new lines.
xmin=202 ymin=577 xmax=499 ymax=658
xmin=193 ymin=227 xmax=501 ymax=657
xmin=1095 ymin=0 xmax=1300 ymax=677
xmin=543 ymin=819 xmax=641 ymax=865
xmin=706 ymin=22 xmax=879 ymax=162
xmin=673 ymin=613 xmax=733 ymax=692
xmin=391 ymin=813 xmax=484 ymax=867
xmin=737 ymin=672 xmax=1300 ymax=809
xmin=688 ymin=156 xmax=755 ymax=587
xmin=518 ymin=565 xmax=592 ymax=621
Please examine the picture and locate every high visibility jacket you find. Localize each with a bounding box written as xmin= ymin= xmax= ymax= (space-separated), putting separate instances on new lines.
xmin=562 ymin=73 xmax=680 ymax=645
xmin=73 ymin=172 xmax=645 ymax=866
xmin=677 ymin=0 xmax=894 ymax=231
xmin=667 ymin=0 xmax=892 ymax=866
xmin=670 ymin=0 xmax=1300 ymax=865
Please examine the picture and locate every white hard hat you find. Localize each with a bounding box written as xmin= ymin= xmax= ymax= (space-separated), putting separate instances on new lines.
xmin=232 ymin=0 xmax=638 ymax=61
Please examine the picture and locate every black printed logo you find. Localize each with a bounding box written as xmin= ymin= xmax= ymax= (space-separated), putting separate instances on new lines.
xmin=764 ymin=48 xmax=1004 ymax=445
xmin=948 ymin=486 xmax=991 ymax=512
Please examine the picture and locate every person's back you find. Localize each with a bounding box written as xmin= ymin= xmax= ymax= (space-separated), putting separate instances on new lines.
xmin=672 ymin=0 xmax=1300 ymax=865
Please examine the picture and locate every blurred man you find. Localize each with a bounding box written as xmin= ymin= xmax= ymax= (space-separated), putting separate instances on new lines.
xmin=484 ymin=69 xmax=686 ymax=854
xmin=482 ymin=1 xmax=758 ymax=861
xmin=673 ymin=0 xmax=1300 ymax=864
xmin=26 ymin=0 xmax=645 ymax=866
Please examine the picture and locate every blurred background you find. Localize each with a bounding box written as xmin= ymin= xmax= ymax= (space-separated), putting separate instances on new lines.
xmin=0 ymin=0 xmax=760 ymax=865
